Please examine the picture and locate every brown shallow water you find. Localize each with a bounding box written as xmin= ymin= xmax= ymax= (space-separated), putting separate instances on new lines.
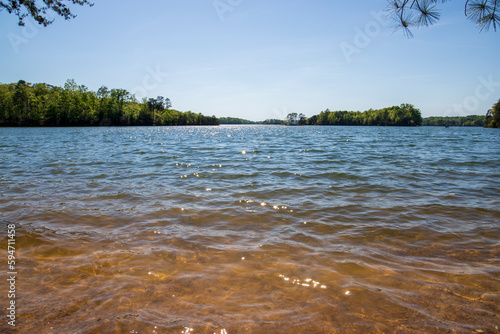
xmin=0 ymin=126 xmax=499 ymax=333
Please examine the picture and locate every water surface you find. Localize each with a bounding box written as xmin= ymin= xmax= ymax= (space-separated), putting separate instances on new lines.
xmin=0 ymin=125 xmax=499 ymax=333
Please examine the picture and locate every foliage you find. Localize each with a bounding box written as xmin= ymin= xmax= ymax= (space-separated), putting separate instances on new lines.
xmin=387 ymin=0 xmax=499 ymax=37
xmin=0 ymin=0 xmax=94 ymax=26
xmin=422 ymin=115 xmax=486 ymax=127
xmin=485 ymin=99 xmax=500 ymax=128
xmin=218 ymin=117 xmax=285 ymax=125
xmin=285 ymin=113 xmax=306 ymax=125
xmin=219 ymin=117 xmax=257 ymax=124
xmin=262 ymin=119 xmax=284 ymax=125
xmin=0 ymin=80 xmax=219 ymax=127
xmin=307 ymin=104 xmax=423 ymax=126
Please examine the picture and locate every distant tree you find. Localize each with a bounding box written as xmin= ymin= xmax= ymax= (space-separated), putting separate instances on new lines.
xmin=78 ymin=84 xmax=88 ymax=93
xmin=12 ymin=80 xmax=31 ymax=125
xmin=306 ymin=104 xmax=422 ymax=126
xmin=147 ymin=96 xmax=165 ymax=112
xmin=96 ymin=86 xmax=109 ymax=99
xmin=298 ymin=113 xmax=307 ymax=125
xmin=262 ymin=119 xmax=284 ymax=125
xmin=147 ymin=96 xmax=166 ymax=125
xmin=286 ymin=113 xmax=298 ymax=125
xmin=0 ymin=80 xmax=218 ymax=127
xmin=387 ymin=0 xmax=499 ymax=37
xmin=156 ymin=96 xmax=165 ymax=110
xmin=219 ymin=117 xmax=257 ymax=124
xmin=165 ymin=98 xmax=172 ymax=110
xmin=0 ymin=0 xmax=94 ymax=26
xmin=110 ymin=89 xmax=130 ymax=105
xmin=316 ymin=109 xmax=332 ymax=125
xmin=485 ymin=99 xmax=500 ymax=128
xmin=306 ymin=115 xmax=317 ymax=125
xmin=110 ymin=88 xmax=130 ymax=124
xmin=64 ymin=78 xmax=78 ymax=91
xmin=423 ymin=115 xmax=486 ymax=127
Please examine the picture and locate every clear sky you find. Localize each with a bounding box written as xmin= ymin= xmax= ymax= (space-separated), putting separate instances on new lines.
xmin=1 ymin=0 xmax=499 ymax=121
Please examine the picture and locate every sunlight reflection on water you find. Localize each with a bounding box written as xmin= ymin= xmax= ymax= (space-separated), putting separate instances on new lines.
xmin=0 ymin=125 xmax=499 ymax=333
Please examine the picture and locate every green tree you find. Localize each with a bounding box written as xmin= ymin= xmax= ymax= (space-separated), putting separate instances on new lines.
xmin=31 ymin=83 xmax=52 ymax=125
xmin=0 ymin=83 xmax=14 ymax=125
xmin=387 ymin=0 xmax=499 ymax=37
xmin=0 ymin=80 xmax=218 ymax=127
xmin=165 ymin=98 xmax=172 ymax=110
xmin=286 ymin=113 xmax=299 ymax=125
xmin=422 ymin=115 xmax=486 ymax=126
xmin=298 ymin=113 xmax=307 ymax=125
xmin=400 ymin=103 xmax=422 ymax=126
xmin=64 ymin=78 xmax=78 ymax=92
xmin=110 ymin=88 xmax=131 ymax=125
xmin=12 ymin=80 xmax=32 ymax=125
xmin=96 ymin=86 xmax=109 ymax=99
xmin=485 ymin=99 xmax=500 ymax=128
xmin=0 ymin=0 xmax=94 ymax=26
xmin=317 ymin=109 xmax=330 ymax=125
xmin=306 ymin=104 xmax=422 ymax=126
xmin=147 ymin=96 xmax=166 ymax=125
xmin=95 ymin=85 xmax=109 ymax=121
xmin=219 ymin=117 xmax=257 ymax=124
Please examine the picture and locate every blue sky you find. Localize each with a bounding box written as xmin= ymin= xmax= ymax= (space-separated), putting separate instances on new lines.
xmin=1 ymin=0 xmax=499 ymax=120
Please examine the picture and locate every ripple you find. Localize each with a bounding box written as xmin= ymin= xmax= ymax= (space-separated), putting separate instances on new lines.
xmin=1 ymin=126 xmax=499 ymax=333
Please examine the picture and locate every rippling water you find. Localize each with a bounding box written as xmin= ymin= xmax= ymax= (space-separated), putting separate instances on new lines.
xmin=0 ymin=125 xmax=499 ymax=333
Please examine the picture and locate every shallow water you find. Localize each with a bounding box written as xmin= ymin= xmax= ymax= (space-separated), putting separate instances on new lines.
xmin=0 ymin=125 xmax=499 ymax=333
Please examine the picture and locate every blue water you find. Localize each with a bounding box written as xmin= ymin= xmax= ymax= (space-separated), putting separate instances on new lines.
xmin=0 ymin=125 xmax=499 ymax=333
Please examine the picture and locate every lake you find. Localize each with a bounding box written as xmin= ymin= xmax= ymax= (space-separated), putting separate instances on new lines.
xmin=0 ymin=125 xmax=499 ymax=333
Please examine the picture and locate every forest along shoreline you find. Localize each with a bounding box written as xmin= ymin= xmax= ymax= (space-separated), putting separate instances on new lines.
xmin=0 ymin=80 xmax=499 ymax=128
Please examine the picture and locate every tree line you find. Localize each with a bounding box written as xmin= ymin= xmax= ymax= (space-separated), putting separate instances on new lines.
xmin=303 ymin=104 xmax=423 ymax=126
xmin=422 ymin=100 xmax=499 ymax=128
xmin=219 ymin=117 xmax=258 ymax=124
xmin=218 ymin=117 xmax=283 ymax=125
xmin=288 ymin=100 xmax=500 ymax=128
xmin=2 ymin=81 xmax=497 ymax=129
xmin=422 ymin=115 xmax=486 ymax=127
xmin=485 ymin=99 xmax=500 ymax=128
xmin=0 ymin=80 xmax=219 ymax=127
